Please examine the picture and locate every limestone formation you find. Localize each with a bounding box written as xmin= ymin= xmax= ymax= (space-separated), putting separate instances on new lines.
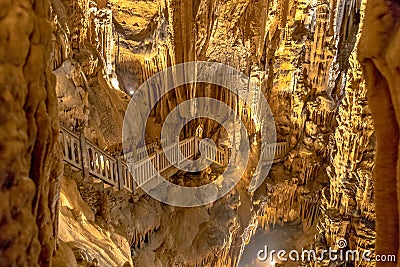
xmin=0 ymin=0 xmax=60 ymax=266
xmin=51 ymin=0 xmax=379 ymax=265
xmin=2 ymin=0 xmax=398 ymax=266
xmin=359 ymin=0 xmax=400 ymax=264
xmin=315 ymin=7 xmax=376 ymax=264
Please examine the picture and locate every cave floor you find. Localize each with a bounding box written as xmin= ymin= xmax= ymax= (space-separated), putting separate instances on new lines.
xmin=239 ymin=223 xmax=317 ymax=267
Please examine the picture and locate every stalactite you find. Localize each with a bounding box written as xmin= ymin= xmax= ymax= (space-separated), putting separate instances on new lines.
xmin=93 ymin=3 xmax=114 ymax=75
xmin=140 ymin=45 xmax=170 ymax=82
xmin=299 ymin=161 xmax=320 ymax=185
xmin=314 ymin=1 xmax=376 ymax=264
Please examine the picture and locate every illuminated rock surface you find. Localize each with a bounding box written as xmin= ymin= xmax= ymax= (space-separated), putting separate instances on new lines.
xmin=2 ymin=0 xmax=398 ymax=266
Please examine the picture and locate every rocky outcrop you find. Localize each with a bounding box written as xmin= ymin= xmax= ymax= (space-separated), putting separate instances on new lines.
xmin=51 ymin=0 xmax=129 ymax=152
xmin=359 ymin=0 xmax=400 ymax=263
xmin=109 ymin=0 xmax=375 ymax=266
xmin=0 ymin=0 xmax=390 ymax=266
xmin=61 ymin=163 xmax=243 ymax=267
xmin=58 ymin=175 xmax=132 ymax=266
xmin=51 ymin=0 xmax=114 ymax=73
xmin=0 ymin=0 xmax=61 ymax=266
xmin=111 ymin=0 xmax=159 ymax=93
xmin=3 ymin=0 xmax=375 ymax=266
xmin=315 ymin=7 xmax=376 ymax=263
xmin=54 ymin=58 xmax=129 ymax=152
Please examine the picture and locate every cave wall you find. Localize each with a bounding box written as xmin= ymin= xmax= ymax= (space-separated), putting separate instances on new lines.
xmin=359 ymin=0 xmax=400 ymax=263
xmin=0 ymin=0 xmax=61 ymax=266
xmin=0 ymin=0 xmax=392 ymax=266
xmin=41 ymin=0 xmax=383 ymax=265
xmin=316 ymin=5 xmax=377 ymax=263
xmin=49 ymin=1 xmax=244 ymax=266
xmin=51 ymin=0 xmax=130 ymax=152
xmin=110 ymin=0 xmax=374 ymax=266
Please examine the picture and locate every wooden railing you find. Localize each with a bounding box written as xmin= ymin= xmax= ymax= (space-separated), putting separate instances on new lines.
xmin=59 ymin=125 xmax=289 ymax=192
xmin=199 ymin=139 xmax=226 ymax=166
xmin=59 ymin=126 xmax=135 ymax=192
xmin=59 ymin=126 xmax=229 ymax=191
xmin=265 ymin=142 xmax=289 ymax=163
xmin=133 ymin=137 xmax=197 ymax=186
xmin=129 ymin=137 xmax=230 ymax=187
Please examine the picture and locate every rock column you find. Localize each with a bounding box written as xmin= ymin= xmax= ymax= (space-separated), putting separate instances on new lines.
xmin=0 ymin=0 xmax=61 ymax=266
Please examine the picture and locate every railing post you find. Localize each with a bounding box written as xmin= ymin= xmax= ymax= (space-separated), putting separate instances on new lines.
xmin=194 ymin=137 xmax=199 ymax=156
xmin=79 ymin=132 xmax=89 ymax=182
xmin=117 ymin=157 xmax=124 ymax=190
xmin=131 ymin=165 xmax=137 ymax=194
xmin=224 ymin=147 xmax=229 ymax=166
xmin=176 ymin=136 xmax=180 ymax=164
xmin=276 ymin=145 xmax=279 ymax=159
xmin=156 ymin=151 xmax=160 ymax=172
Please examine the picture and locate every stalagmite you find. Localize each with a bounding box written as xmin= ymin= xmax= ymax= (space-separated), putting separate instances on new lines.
xmin=2 ymin=0 xmax=377 ymax=265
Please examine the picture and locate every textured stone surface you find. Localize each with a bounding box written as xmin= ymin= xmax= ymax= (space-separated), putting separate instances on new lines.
xmin=58 ymin=176 xmax=132 ymax=266
xmin=0 ymin=0 xmax=61 ymax=265
xmin=359 ymin=0 xmax=400 ymax=264
xmin=315 ymin=7 xmax=376 ymax=263
xmin=51 ymin=0 xmax=129 ymax=152
xmin=53 ymin=0 xmax=376 ymax=266
xmin=241 ymin=1 xmax=374 ymax=266
xmin=0 ymin=0 xmax=384 ymax=266
xmin=108 ymin=0 xmax=375 ymax=266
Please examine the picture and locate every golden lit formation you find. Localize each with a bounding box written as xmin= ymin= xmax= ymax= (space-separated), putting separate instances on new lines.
xmin=0 ymin=0 xmax=399 ymax=266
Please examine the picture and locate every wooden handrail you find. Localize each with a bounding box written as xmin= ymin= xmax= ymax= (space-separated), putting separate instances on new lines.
xmin=59 ymin=125 xmax=289 ymax=192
